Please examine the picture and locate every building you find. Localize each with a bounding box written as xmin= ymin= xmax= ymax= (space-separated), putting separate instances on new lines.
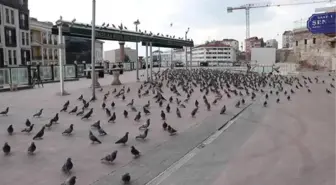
xmin=221 ymin=39 xmax=239 ymax=51
xmin=64 ymin=37 xmax=104 ymax=65
xmin=192 ymin=41 xmax=237 ymax=66
xmin=0 ymin=0 xmax=30 ymax=67
xmin=265 ymin=39 xmax=278 ymax=49
xmin=282 ymin=31 xmax=294 ymax=48
xmin=292 ymin=10 xmax=336 ymax=69
xmin=104 ymin=47 xmax=137 ymax=63
xmin=245 ymin=37 xmax=264 ymax=61
xmin=30 ymin=17 xmax=59 ymax=65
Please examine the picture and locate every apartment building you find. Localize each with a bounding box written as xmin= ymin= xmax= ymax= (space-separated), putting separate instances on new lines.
xmin=0 ymin=0 xmax=30 ymax=67
xmin=30 ymin=17 xmax=59 ymax=65
xmin=192 ymin=42 xmax=237 ymax=66
xmin=265 ymin=39 xmax=278 ymax=49
xmin=282 ymin=31 xmax=294 ymax=48
xmin=245 ymin=37 xmax=264 ymax=61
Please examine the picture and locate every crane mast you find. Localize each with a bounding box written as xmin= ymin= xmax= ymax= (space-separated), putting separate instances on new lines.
xmin=227 ymin=0 xmax=336 ymax=40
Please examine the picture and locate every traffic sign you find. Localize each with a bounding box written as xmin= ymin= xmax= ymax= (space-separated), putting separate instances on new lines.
xmin=307 ymin=12 xmax=336 ymax=34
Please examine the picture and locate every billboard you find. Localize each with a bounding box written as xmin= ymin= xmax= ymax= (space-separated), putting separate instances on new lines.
xmin=251 ymin=48 xmax=276 ymax=66
xmin=307 ymin=12 xmax=336 ymax=34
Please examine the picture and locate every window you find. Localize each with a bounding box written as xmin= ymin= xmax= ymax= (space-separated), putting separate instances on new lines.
xmin=13 ymin=50 xmax=16 ymax=65
xmin=26 ymin=33 xmax=29 ymax=45
xmin=54 ymin=35 xmax=58 ymax=45
xmin=48 ymin=33 xmax=52 ymax=44
xmin=304 ymin=39 xmax=307 ymax=45
xmin=8 ymin=50 xmax=12 ymax=65
xmin=313 ymin=38 xmax=316 ymax=44
xmin=7 ymin=30 xmax=12 ymax=45
xmin=21 ymin=32 xmax=25 ymax=45
xmin=5 ymin=9 xmax=9 ymax=24
xmin=49 ymin=49 xmax=53 ymax=60
xmin=43 ymin=48 xmax=47 ymax=59
xmin=54 ymin=49 xmax=58 ymax=59
xmin=42 ymin=32 xmax=47 ymax=44
xmin=296 ymin=41 xmax=298 ymax=46
xmin=10 ymin=10 xmax=14 ymax=24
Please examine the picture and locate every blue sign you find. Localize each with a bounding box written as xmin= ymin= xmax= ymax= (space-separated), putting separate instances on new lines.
xmin=307 ymin=12 xmax=336 ymax=34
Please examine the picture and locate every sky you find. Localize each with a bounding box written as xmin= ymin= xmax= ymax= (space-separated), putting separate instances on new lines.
xmin=29 ymin=0 xmax=336 ymax=56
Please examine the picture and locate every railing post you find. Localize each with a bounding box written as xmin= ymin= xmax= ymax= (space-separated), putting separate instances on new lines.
xmin=74 ymin=64 xmax=78 ymax=78
xmin=27 ymin=65 xmax=32 ymax=85
xmin=51 ymin=64 xmax=55 ymax=81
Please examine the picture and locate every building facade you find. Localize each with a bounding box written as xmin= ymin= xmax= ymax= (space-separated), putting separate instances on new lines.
xmin=282 ymin=31 xmax=294 ymax=48
xmin=293 ymin=27 xmax=335 ymax=69
xmin=30 ymin=17 xmax=59 ymax=65
xmin=192 ymin=42 xmax=237 ymax=66
xmin=104 ymin=47 xmax=137 ymax=63
xmin=221 ymin=39 xmax=239 ymax=51
xmin=245 ymin=37 xmax=264 ymax=61
xmin=0 ymin=0 xmax=30 ymax=67
xmin=265 ymin=39 xmax=278 ymax=49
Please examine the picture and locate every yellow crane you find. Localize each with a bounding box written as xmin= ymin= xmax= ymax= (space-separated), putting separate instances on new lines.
xmin=227 ymin=0 xmax=336 ymax=39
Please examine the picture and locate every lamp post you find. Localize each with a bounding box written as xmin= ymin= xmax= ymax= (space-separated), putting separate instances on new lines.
xmin=134 ymin=19 xmax=140 ymax=81
xmin=91 ymin=0 xmax=97 ymax=100
xmin=185 ymin=27 xmax=190 ymax=70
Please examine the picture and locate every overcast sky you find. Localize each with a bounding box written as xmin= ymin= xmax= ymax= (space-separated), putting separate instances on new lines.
xmin=29 ymin=0 xmax=335 ymax=56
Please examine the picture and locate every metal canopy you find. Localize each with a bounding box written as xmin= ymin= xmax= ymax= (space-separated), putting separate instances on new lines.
xmin=51 ymin=20 xmax=194 ymax=48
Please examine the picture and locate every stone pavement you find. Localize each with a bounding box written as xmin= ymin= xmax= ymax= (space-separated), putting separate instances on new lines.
xmin=152 ymin=72 xmax=336 ymax=185
xmin=0 ymin=69 xmax=251 ymax=185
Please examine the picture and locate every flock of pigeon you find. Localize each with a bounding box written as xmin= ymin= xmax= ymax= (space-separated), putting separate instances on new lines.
xmin=0 ymin=68 xmax=335 ymax=185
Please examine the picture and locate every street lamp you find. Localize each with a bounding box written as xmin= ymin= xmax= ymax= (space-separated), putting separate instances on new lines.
xmin=91 ymin=0 xmax=97 ymax=100
xmin=185 ymin=27 xmax=190 ymax=69
xmin=134 ymin=19 xmax=140 ymax=81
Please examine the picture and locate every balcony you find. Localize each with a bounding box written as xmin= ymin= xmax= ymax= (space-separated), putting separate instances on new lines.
xmin=32 ymin=56 xmax=42 ymax=61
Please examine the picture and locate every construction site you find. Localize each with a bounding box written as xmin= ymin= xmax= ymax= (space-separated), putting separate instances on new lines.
xmin=227 ymin=0 xmax=336 ymax=71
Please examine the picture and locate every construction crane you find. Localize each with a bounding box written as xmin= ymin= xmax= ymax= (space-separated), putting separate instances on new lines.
xmin=227 ymin=0 xmax=336 ymax=40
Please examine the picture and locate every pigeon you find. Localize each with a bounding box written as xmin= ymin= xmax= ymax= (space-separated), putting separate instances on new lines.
xmin=60 ymin=105 xmax=68 ymax=112
xmin=326 ymin=88 xmax=332 ymax=94
xmin=2 ymin=142 xmax=10 ymax=155
xmin=130 ymin=146 xmax=140 ymax=157
xmin=62 ymin=157 xmax=73 ymax=174
xmin=131 ymin=106 xmax=137 ymax=112
xmin=101 ymin=102 xmax=106 ymax=109
xmin=191 ymin=107 xmax=198 ymax=117
xmin=287 ymin=95 xmax=291 ymax=101
xmin=122 ymin=173 xmax=131 ymax=184
xmin=263 ymin=101 xmax=267 ymax=107
xmin=76 ymin=107 xmax=85 ymax=116
xmin=143 ymin=107 xmax=150 ymax=115
xmin=167 ymin=125 xmax=177 ymax=135
xmin=135 ymin=129 xmax=149 ymax=140
xmin=98 ymin=126 xmax=107 ymax=136
xmin=195 ymin=100 xmax=199 ymax=107
xmin=122 ymin=95 xmax=126 ymax=101
xmin=81 ymin=108 xmax=93 ymax=119
xmin=134 ymin=112 xmax=141 ymax=121
xmin=69 ymin=106 xmax=78 ymax=114
xmin=63 ymin=100 xmax=70 ymax=108
xmin=0 ymin=107 xmax=9 ymax=116
xmin=22 ymin=124 xmax=34 ymax=133
xmin=220 ymin=105 xmax=226 ymax=114
xmin=176 ymin=108 xmax=181 ymax=118
xmin=61 ymin=176 xmax=76 ymax=185
xmin=27 ymin=142 xmax=36 ymax=154
xmin=51 ymin=113 xmax=59 ymax=123
xmin=91 ymin=120 xmax=100 ymax=129
xmin=111 ymin=101 xmax=115 ymax=109
xmin=108 ymin=112 xmax=116 ymax=123
xmin=25 ymin=119 xmax=31 ymax=127
xmin=33 ymin=109 xmax=43 ymax=117
xmin=105 ymin=108 xmax=112 ymax=117
xmin=276 ymin=98 xmax=280 ymax=103
xmin=89 ymin=131 xmax=101 ymax=144
xmin=123 ymin=110 xmax=128 ymax=118
xmin=78 ymin=94 xmax=83 ymax=100
xmin=166 ymin=104 xmax=170 ymax=113
xmin=139 ymin=119 xmax=150 ymax=130
xmin=235 ymin=101 xmax=240 ymax=108
xmin=101 ymin=150 xmax=117 ymax=163
xmin=115 ymin=132 xmax=129 ymax=145
xmin=62 ymin=124 xmax=74 ymax=135
xmin=162 ymin=121 xmax=168 ymax=130
xmin=160 ymin=110 xmax=166 ymax=120
xmin=127 ymin=99 xmax=134 ymax=106
xmin=7 ymin=125 xmax=13 ymax=135
xmin=33 ymin=126 xmax=45 ymax=140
